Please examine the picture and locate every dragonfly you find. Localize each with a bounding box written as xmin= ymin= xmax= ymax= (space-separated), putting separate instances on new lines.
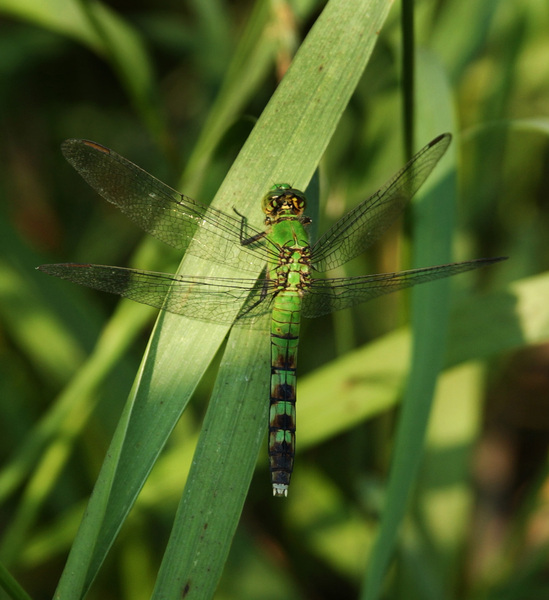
xmin=38 ymin=133 xmax=505 ymax=497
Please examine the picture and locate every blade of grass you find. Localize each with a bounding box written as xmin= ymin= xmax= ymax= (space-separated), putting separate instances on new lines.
xmin=75 ymin=0 xmax=167 ymax=144
xmin=54 ymin=1 xmax=395 ymax=598
xmin=401 ymin=0 xmax=416 ymax=157
xmin=362 ymin=49 xmax=457 ymax=600
xmin=180 ymin=0 xmax=297 ymax=193
xmin=414 ymin=361 xmax=486 ymax=594
xmin=150 ymin=323 xmax=271 ymax=599
xmin=0 ymin=0 xmax=167 ymax=145
xmin=0 ymin=559 xmax=33 ymax=600
xmin=0 ymin=302 xmax=148 ymax=566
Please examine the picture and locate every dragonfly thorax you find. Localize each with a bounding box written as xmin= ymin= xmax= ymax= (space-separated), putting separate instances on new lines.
xmin=262 ymin=183 xmax=307 ymax=221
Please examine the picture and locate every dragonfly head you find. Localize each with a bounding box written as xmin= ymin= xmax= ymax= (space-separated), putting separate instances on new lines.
xmin=262 ymin=183 xmax=307 ymax=219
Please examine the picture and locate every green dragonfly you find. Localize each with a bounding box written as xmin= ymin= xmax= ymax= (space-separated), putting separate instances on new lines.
xmin=38 ymin=133 xmax=505 ymax=497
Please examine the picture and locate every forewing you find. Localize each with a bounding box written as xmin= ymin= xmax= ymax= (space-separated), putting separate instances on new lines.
xmin=62 ymin=140 xmax=274 ymax=272
xmin=311 ymin=133 xmax=452 ymax=272
xmin=37 ymin=263 xmax=276 ymax=325
xmin=302 ymin=257 xmax=506 ymax=317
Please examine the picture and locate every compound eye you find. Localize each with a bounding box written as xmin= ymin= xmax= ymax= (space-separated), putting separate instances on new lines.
xmin=266 ymin=195 xmax=281 ymax=213
xmin=293 ymin=197 xmax=304 ymax=211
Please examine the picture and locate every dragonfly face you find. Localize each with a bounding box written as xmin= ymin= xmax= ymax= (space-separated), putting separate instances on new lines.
xmin=262 ymin=183 xmax=307 ymax=222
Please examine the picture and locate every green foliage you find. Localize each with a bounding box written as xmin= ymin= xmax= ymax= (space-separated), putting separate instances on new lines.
xmin=0 ymin=0 xmax=548 ymax=599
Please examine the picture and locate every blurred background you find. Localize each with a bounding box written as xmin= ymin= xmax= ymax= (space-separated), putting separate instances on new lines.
xmin=0 ymin=0 xmax=549 ymax=598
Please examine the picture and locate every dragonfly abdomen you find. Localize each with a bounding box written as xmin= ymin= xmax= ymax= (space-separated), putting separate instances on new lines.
xmin=269 ymin=291 xmax=301 ymax=497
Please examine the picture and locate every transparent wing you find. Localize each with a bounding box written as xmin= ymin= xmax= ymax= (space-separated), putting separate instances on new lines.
xmin=302 ymin=257 xmax=506 ymax=318
xmin=37 ymin=263 xmax=277 ymax=324
xmin=62 ymin=139 xmax=277 ymax=273
xmin=311 ymin=133 xmax=452 ymax=272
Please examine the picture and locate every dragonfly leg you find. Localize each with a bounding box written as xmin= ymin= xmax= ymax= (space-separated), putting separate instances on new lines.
xmin=236 ymin=273 xmax=274 ymax=319
xmin=233 ymin=208 xmax=267 ymax=246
